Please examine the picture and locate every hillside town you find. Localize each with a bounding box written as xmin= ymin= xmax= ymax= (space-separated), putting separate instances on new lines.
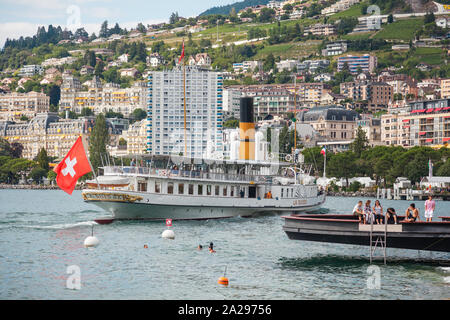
xmin=1 ymin=0 xmax=450 ymax=191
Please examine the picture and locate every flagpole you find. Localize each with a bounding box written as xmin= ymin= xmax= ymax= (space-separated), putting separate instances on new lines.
xmin=323 ymin=150 xmax=326 ymax=179
xmin=183 ymin=41 xmax=187 ymax=157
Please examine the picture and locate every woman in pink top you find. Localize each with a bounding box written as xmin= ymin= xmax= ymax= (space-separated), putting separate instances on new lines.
xmin=424 ymin=195 xmax=435 ymax=222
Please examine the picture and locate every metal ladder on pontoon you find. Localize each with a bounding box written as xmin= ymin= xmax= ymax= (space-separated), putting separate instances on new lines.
xmin=369 ymin=214 xmax=387 ymax=265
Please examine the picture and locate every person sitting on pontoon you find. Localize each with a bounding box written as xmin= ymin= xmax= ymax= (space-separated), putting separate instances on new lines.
xmin=373 ymin=200 xmax=384 ymax=225
xmin=352 ymin=200 xmax=364 ymax=223
xmin=404 ymin=203 xmax=420 ymax=223
xmin=363 ymin=200 xmax=374 ymax=224
xmin=386 ymin=207 xmax=398 ymax=225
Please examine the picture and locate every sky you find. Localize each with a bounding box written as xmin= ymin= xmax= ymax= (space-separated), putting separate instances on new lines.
xmin=0 ymin=0 xmax=237 ymax=48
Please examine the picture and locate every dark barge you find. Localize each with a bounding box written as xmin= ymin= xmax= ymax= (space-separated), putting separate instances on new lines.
xmin=282 ymin=214 xmax=450 ymax=253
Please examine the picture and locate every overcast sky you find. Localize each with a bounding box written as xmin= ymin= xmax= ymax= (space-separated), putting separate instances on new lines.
xmin=0 ymin=0 xmax=237 ymax=48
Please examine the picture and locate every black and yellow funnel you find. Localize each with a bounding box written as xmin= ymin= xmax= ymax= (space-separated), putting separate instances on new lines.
xmin=239 ymin=97 xmax=255 ymax=160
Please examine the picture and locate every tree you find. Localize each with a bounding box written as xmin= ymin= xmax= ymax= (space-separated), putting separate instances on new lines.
xmin=99 ymin=20 xmax=109 ymax=38
xmin=136 ymin=23 xmax=146 ymax=33
xmin=89 ymin=114 xmax=110 ymax=173
xmin=49 ymin=84 xmax=60 ymax=107
xmin=350 ymin=126 xmax=369 ymax=157
xmin=263 ymin=53 xmax=275 ymax=71
xmin=80 ymin=107 xmax=94 ymax=117
xmin=36 ymin=148 xmax=50 ymax=171
xmin=0 ymin=138 xmax=12 ymax=157
xmin=437 ymin=158 xmax=450 ymax=176
xmin=29 ymin=167 xmax=47 ymax=183
xmin=131 ymin=108 xmax=147 ymax=122
xmin=328 ymin=151 xmax=356 ymax=187
xmin=424 ymin=12 xmax=435 ymax=24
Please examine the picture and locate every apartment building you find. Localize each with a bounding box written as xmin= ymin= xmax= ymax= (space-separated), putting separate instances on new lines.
xmin=232 ymin=60 xmax=262 ymax=73
xmin=0 ymin=92 xmax=50 ymax=121
xmin=18 ymin=65 xmax=44 ymax=77
xmin=303 ymin=24 xmax=337 ymax=37
xmin=340 ymin=80 xmax=393 ymax=112
xmin=298 ymin=106 xmax=359 ymax=141
xmin=321 ymin=0 xmax=361 ymax=15
xmin=222 ymin=88 xmax=241 ymax=119
xmin=0 ymin=113 xmax=123 ymax=159
xmin=441 ymin=79 xmax=450 ymax=99
xmin=147 ymin=67 xmax=223 ymax=157
xmin=337 ymin=54 xmax=378 ymax=74
xmin=120 ymin=119 xmax=148 ymax=155
xmin=356 ymin=115 xmax=382 ymax=147
xmin=321 ymin=41 xmax=348 ymax=57
xmin=60 ymin=74 xmax=148 ymax=116
xmin=381 ymin=98 xmax=450 ymax=147
xmin=227 ymin=83 xmax=328 ymax=116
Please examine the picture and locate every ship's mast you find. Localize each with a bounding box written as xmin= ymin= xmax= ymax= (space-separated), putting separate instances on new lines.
xmin=183 ymin=42 xmax=187 ymax=156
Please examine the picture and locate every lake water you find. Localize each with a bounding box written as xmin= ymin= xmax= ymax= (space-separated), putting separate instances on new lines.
xmin=0 ymin=190 xmax=449 ymax=299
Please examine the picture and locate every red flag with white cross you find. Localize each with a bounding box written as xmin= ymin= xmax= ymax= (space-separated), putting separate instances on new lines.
xmin=54 ymin=136 xmax=92 ymax=195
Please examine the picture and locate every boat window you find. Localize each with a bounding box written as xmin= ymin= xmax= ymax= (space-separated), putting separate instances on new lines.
xmin=230 ymin=186 xmax=234 ymax=197
xmin=215 ymin=185 xmax=220 ymax=196
xmin=155 ymin=181 xmax=161 ymax=193
xmin=138 ymin=181 xmax=147 ymax=192
xmin=178 ymin=183 xmax=184 ymax=195
xmin=188 ymin=184 xmax=194 ymax=195
xmin=281 ymin=188 xmax=284 ymax=198
xmin=223 ymin=187 xmax=227 ymax=197
xmin=198 ymin=184 xmax=203 ymax=195
xmin=207 ymin=185 xmax=212 ymax=196
xmin=168 ymin=182 xmax=174 ymax=194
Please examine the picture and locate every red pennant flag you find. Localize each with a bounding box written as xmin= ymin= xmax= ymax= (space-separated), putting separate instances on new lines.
xmin=54 ymin=136 xmax=92 ymax=195
xmin=178 ymin=40 xmax=185 ymax=64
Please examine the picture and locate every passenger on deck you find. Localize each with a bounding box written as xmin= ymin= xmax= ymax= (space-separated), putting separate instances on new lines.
xmin=386 ymin=207 xmax=398 ymax=224
xmin=267 ymin=191 xmax=272 ymax=199
xmin=363 ymin=200 xmax=374 ymax=224
xmin=424 ymin=195 xmax=435 ymax=222
xmin=240 ymin=190 xmax=245 ymax=198
xmin=404 ymin=203 xmax=420 ymax=223
xmin=352 ymin=200 xmax=364 ymax=223
xmin=373 ymin=200 xmax=384 ymax=224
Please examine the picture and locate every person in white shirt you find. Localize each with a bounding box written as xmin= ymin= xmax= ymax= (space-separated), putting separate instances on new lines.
xmin=352 ymin=200 xmax=364 ymax=223
xmin=424 ymin=195 xmax=436 ymax=222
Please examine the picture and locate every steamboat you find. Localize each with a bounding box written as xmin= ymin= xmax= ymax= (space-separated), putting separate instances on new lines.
xmin=81 ymin=97 xmax=325 ymax=221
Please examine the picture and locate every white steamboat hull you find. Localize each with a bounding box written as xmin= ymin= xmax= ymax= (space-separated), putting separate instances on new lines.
xmin=82 ymin=189 xmax=326 ymax=220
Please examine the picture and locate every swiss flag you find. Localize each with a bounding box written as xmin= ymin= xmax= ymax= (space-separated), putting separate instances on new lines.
xmin=54 ymin=136 xmax=92 ymax=195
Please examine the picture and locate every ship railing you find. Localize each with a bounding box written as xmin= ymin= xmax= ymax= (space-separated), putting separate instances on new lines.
xmin=103 ymin=166 xmax=271 ymax=183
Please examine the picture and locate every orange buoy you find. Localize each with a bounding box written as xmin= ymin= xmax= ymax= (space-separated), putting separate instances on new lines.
xmin=218 ymin=276 xmax=229 ymax=286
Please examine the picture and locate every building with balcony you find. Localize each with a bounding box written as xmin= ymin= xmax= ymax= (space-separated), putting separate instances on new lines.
xmin=381 ymin=98 xmax=450 ymax=148
xmin=298 ymin=106 xmax=359 ymax=142
xmin=0 ymin=92 xmax=50 ymax=122
xmin=337 ymin=54 xmax=377 ymax=74
xmin=147 ymin=67 xmax=223 ymax=157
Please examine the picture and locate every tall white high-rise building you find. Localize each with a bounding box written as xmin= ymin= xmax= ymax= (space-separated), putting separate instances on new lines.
xmin=147 ymin=67 xmax=224 ymax=157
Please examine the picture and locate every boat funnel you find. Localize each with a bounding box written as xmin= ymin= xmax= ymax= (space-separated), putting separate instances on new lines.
xmin=239 ymin=97 xmax=255 ymax=160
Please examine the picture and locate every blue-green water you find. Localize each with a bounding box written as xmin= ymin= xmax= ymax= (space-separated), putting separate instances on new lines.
xmin=0 ymin=189 xmax=449 ymax=299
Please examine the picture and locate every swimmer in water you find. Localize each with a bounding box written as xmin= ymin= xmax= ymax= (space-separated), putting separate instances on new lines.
xmin=197 ymin=244 xmax=203 ymax=250
xmin=209 ymin=242 xmax=216 ymax=253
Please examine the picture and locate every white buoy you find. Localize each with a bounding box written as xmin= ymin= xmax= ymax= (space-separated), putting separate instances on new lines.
xmin=161 ymin=229 xmax=175 ymax=239
xmin=84 ymin=236 xmax=99 ymax=247
xmin=84 ymin=225 xmax=99 ymax=247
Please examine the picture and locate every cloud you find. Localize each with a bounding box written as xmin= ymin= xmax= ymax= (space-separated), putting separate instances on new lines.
xmin=0 ymin=22 xmax=40 ymax=48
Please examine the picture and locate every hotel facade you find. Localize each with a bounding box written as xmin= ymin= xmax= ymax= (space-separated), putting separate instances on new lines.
xmin=147 ymin=67 xmax=224 ymax=158
xmin=381 ymin=98 xmax=450 ymax=147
